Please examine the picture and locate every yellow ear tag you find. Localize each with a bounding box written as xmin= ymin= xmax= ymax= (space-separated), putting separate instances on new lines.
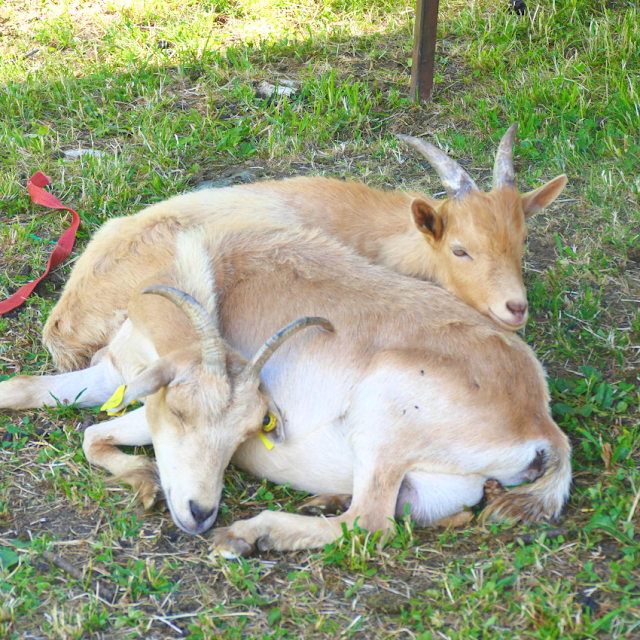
xmin=262 ymin=412 xmax=277 ymax=433
xmin=258 ymin=413 xmax=277 ymax=450
xmin=100 ymin=385 xmax=128 ymax=416
xmin=258 ymin=432 xmax=274 ymax=450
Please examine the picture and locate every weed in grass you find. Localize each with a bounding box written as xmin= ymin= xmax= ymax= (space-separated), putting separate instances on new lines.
xmin=321 ymin=521 xmax=382 ymax=574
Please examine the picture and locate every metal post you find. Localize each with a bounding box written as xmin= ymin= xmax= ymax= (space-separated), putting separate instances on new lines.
xmin=410 ymin=0 xmax=440 ymax=102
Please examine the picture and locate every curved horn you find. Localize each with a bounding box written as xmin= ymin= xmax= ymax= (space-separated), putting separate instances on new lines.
xmin=396 ymin=134 xmax=478 ymax=200
xmin=244 ymin=317 xmax=334 ymax=378
xmin=492 ymin=122 xmax=518 ymax=191
xmin=142 ymin=285 xmax=227 ymax=374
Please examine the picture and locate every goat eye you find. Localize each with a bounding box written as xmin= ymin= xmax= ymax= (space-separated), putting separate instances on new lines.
xmin=452 ymin=249 xmax=468 ymax=258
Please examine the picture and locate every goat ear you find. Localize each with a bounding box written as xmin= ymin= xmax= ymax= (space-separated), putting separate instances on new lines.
xmin=104 ymin=359 xmax=176 ymax=414
xmin=411 ymin=199 xmax=444 ymax=241
xmin=260 ymin=382 xmax=286 ymax=445
xmin=521 ymin=174 xmax=568 ymax=219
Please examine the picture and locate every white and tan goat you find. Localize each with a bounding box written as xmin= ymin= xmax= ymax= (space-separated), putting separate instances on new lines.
xmin=43 ymin=124 xmax=567 ymax=372
xmin=0 ymin=228 xmax=571 ymax=554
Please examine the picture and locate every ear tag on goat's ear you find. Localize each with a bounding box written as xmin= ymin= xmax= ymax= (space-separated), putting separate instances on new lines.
xmin=258 ymin=432 xmax=274 ymax=450
xmin=100 ymin=385 xmax=129 ymax=416
xmin=262 ymin=412 xmax=277 ymax=433
xmin=258 ymin=412 xmax=278 ymax=450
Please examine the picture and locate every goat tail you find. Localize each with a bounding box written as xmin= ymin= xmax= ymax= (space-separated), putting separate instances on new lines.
xmin=480 ymin=434 xmax=572 ymax=524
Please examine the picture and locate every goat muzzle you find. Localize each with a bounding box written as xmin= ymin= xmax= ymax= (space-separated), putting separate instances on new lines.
xmin=189 ymin=499 xmax=217 ymax=525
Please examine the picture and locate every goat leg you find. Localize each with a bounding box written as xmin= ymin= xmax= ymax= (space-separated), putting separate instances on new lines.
xmin=211 ymin=457 xmax=405 ymax=557
xmin=83 ymin=406 xmax=161 ymax=509
xmin=0 ymin=359 xmax=123 ymax=410
xmin=298 ymin=494 xmax=473 ymax=527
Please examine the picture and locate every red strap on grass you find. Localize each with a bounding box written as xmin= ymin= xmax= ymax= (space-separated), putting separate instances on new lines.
xmin=0 ymin=172 xmax=80 ymax=315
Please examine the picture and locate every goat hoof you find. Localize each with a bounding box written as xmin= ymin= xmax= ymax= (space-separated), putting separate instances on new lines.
xmin=483 ymin=479 xmax=506 ymax=504
xmin=140 ymin=487 xmax=161 ymax=510
xmin=119 ymin=460 xmax=162 ymax=510
xmin=211 ymin=530 xmax=255 ymax=559
xmin=256 ymin=534 xmax=275 ymax=552
xmin=431 ymin=510 xmax=474 ymax=528
xmin=135 ymin=476 xmax=162 ymax=510
xmin=298 ymin=493 xmax=352 ymax=516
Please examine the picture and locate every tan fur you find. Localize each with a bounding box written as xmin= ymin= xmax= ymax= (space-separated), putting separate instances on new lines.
xmin=43 ymin=169 xmax=567 ymax=372
xmin=1 ymin=226 xmax=571 ymax=551
xmin=193 ymin=229 xmax=552 ymax=445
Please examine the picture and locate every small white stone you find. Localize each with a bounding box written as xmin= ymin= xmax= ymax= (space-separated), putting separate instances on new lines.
xmin=256 ymin=80 xmax=297 ymax=99
xmin=62 ymin=148 xmax=104 ymax=159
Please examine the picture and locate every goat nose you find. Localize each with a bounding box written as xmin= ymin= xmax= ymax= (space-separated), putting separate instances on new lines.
xmin=189 ymin=500 xmax=216 ymax=524
xmin=506 ymin=300 xmax=528 ymax=319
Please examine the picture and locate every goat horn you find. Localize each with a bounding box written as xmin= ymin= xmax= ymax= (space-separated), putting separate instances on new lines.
xmin=396 ymin=134 xmax=479 ymax=200
xmin=245 ymin=317 xmax=334 ymax=378
xmin=142 ymin=285 xmax=227 ymax=374
xmin=492 ymin=122 xmax=518 ymax=191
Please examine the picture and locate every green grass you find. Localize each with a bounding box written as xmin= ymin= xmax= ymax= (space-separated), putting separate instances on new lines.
xmin=1 ymin=0 xmax=639 ymax=637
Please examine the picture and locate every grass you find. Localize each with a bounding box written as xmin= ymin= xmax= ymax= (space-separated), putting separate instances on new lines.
xmin=1 ymin=0 xmax=639 ymax=637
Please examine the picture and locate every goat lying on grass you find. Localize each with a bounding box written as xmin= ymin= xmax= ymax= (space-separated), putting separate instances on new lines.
xmin=0 ymin=228 xmax=571 ymax=555
xmin=43 ymin=124 xmax=567 ymax=372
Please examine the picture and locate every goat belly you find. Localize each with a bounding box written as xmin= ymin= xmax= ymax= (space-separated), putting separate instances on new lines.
xmin=232 ymin=425 xmax=355 ymax=495
xmin=395 ymin=472 xmax=485 ymax=524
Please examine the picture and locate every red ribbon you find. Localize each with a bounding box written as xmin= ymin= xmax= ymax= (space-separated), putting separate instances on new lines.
xmin=0 ymin=172 xmax=80 ymax=315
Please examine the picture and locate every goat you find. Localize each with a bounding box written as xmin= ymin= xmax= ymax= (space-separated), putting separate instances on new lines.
xmin=42 ymin=123 xmax=567 ymax=373
xmin=0 ymin=227 xmax=571 ymax=555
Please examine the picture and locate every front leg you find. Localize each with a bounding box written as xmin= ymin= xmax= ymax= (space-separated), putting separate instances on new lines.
xmin=83 ymin=406 xmax=160 ymax=508
xmin=0 ymin=359 xmax=123 ymax=409
xmin=211 ymin=456 xmax=405 ymax=558
xmin=299 ymin=493 xmax=473 ymax=528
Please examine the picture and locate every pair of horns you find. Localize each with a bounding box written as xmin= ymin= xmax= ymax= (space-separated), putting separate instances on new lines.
xmin=142 ymin=285 xmax=334 ymax=377
xmin=396 ymin=122 xmax=518 ymax=199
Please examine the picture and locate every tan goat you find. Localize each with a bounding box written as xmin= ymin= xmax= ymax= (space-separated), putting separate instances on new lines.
xmin=43 ymin=124 xmax=567 ymax=372
xmin=0 ymin=228 xmax=571 ymax=555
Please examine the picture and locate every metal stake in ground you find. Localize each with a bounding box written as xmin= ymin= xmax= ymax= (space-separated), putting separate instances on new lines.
xmin=410 ymin=0 xmax=440 ymax=102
